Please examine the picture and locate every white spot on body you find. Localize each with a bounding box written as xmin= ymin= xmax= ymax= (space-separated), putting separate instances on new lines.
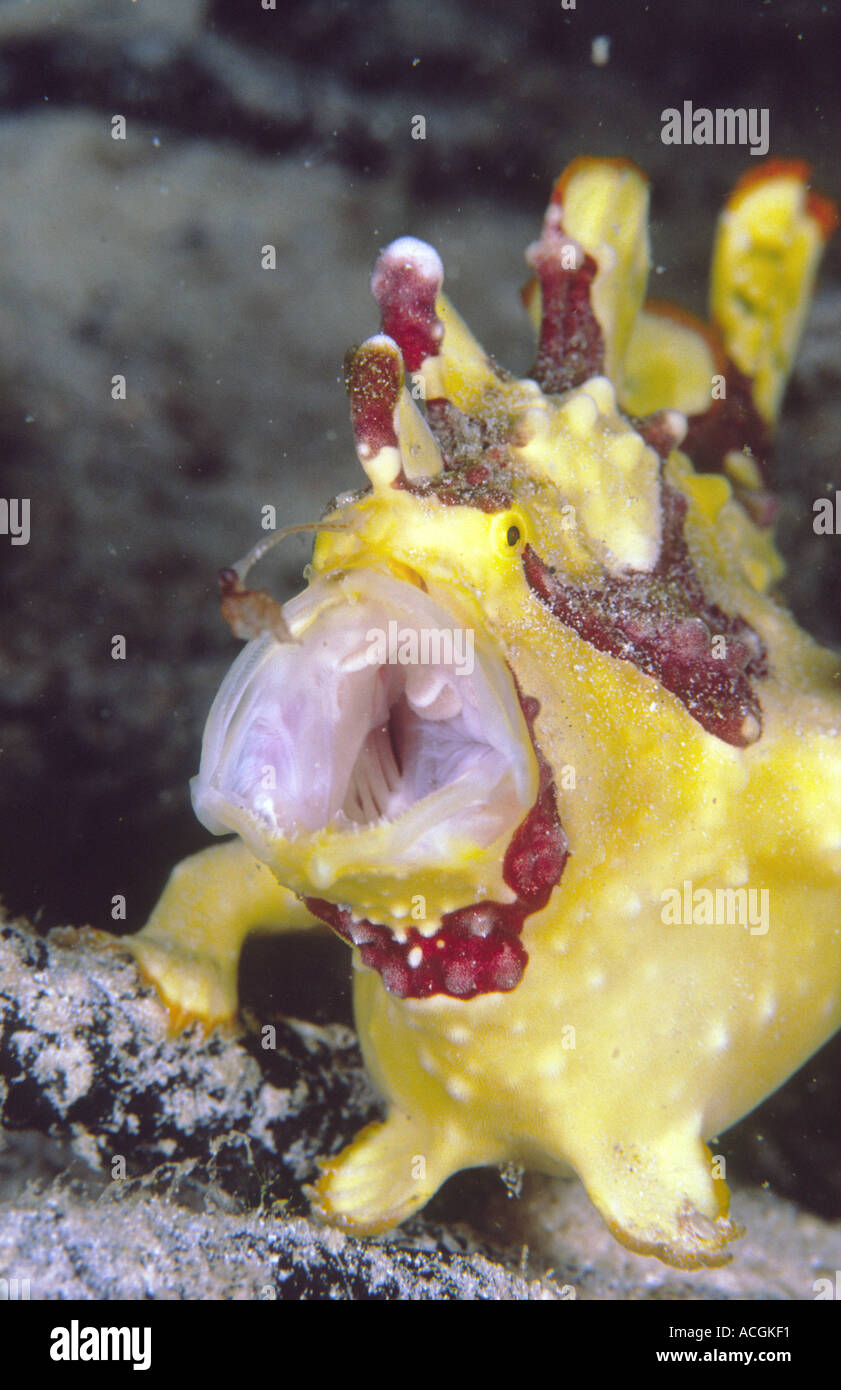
xmin=813 ymin=826 xmax=841 ymax=852
xmin=706 ymin=1021 xmax=730 ymax=1054
xmin=309 ymin=855 xmax=335 ymax=890
xmin=445 ymin=1075 xmax=473 ymax=1102
xmin=537 ymin=1052 xmax=567 ymax=1081
xmin=446 ymin=1023 xmax=472 ymax=1046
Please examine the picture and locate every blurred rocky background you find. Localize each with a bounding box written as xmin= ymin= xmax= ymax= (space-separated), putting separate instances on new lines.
xmin=0 ymin=0 xmax=840 ymax=1298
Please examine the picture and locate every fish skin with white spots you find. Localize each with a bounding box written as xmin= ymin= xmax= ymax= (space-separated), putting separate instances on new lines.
xmin=128 ymin=156 xmax=841 ymax=1269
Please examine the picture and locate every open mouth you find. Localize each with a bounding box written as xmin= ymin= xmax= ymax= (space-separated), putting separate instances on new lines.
xmin=191 ymin=569 xmax=536 ymax=879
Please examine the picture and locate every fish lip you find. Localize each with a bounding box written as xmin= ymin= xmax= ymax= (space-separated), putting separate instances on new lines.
xmin=190 ymin=567 xmax=538 ymax=887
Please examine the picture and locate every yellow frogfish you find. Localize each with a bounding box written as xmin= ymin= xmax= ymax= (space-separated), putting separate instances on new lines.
xmin=130 ymin=157 xmax=841 ymax=1269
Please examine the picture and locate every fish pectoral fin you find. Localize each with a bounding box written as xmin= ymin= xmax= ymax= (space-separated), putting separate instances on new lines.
xmin=572 ymin=1127 xmax=741 ymax=1271
xmin=128 ymin=838 xmax=324 ymax=1030
xmin=306 ymin=1112 xmax=463 ymax=1235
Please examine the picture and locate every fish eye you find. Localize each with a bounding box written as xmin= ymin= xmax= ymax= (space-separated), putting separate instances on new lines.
xmin=491 ymin=507 xmax=529 ymax=558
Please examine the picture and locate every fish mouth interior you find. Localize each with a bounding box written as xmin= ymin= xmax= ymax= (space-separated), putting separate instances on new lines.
xmin=193 ymin=571 xmax=535 ymax=855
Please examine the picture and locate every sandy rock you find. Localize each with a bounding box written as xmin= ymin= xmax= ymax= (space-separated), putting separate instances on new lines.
xmin=2 ymin=916 xmax=841 ymax=1300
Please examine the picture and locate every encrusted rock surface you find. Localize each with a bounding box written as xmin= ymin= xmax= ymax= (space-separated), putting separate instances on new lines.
xmin=1 ymin=1190 xmax=567 ymax=1301
xmin=1 ymin=916 xmax=841 ymax=1300
xmin=0 ymin=920 xmax=379 ymax=1186
xmin=0 ymin=917 xmax=569 ymax=1299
